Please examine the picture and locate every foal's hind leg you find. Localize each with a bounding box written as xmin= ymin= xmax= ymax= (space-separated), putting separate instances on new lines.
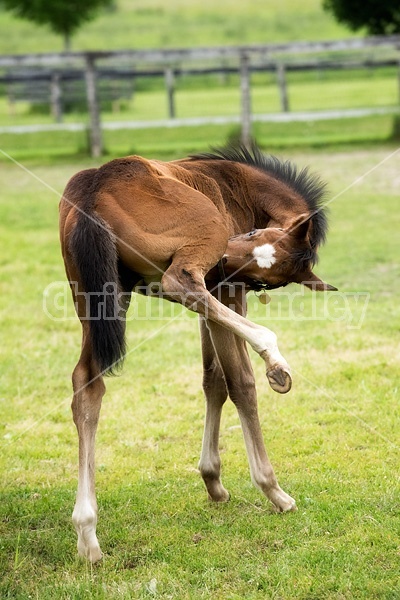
xmin=71 ymin=287 xmax=131 ymax=562
xmin=162 ymin=253 xmax=292 ymax=394
xmin=71 ymin=323 xmax=105 ymax=562
xmin=198 ymin=317 xmax=230 ymax=502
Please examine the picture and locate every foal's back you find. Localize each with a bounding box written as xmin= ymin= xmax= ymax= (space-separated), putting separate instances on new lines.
xmin=60 ymin=154 xmax=231 ymax=281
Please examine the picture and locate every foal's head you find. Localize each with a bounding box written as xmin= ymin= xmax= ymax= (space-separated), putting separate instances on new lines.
xmin=224 ymin=214 xmax=336 ymax=291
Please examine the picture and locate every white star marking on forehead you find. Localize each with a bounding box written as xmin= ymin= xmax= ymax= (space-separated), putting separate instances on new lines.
xmin=252 ymin=243 xmax=276 ymax=269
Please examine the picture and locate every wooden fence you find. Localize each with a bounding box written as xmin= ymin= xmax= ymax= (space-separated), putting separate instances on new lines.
xmin=1 ymin=36 xmax=400 ymax=156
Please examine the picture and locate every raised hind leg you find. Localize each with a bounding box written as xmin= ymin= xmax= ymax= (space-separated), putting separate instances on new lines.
xmin=71 ymin=323 xmax=105 ymax=562
xmin=161 ymin=252 xmax=292 ymax=394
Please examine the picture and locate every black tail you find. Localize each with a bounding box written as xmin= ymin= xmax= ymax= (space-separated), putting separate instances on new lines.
xmin=69 ymin=210 xmax=126 ymax=375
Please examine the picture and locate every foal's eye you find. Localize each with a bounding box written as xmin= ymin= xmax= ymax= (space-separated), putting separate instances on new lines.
xmin=247 ymin=230 xmax=257 ymax=237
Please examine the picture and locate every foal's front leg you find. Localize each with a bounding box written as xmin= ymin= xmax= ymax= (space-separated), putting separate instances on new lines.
xmin=204 ymin=314 xmax=296 ymax=513
xmin=198 ymin=287 xmax=296 ymax=512
xmin=163 ymin=261 xmax=295 ymax=510
xmin=198 ymin=317 xmax=230 ymax=502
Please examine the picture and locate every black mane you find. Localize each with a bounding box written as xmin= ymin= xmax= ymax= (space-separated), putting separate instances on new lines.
xmin=191 ymin=143 xmax=329 ymax=265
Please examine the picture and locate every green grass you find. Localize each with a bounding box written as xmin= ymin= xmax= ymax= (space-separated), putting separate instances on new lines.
xmin=1 ymin=145 xmax=400 ymax=598
xmin=0 ymin=114 xmax=398 ymax=164
xmin=0 ymin=0 xmax=351 ymax=54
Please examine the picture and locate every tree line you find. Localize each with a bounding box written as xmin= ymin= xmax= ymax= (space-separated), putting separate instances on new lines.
xmin=1 ymin=0 xmax=399 ymax=51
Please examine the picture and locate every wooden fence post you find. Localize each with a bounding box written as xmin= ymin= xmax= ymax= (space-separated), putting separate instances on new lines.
xmin=164 ymin=67 xmax=176 ymax=119
xmin=7 ymin=85 xmax=15 ymax=117
xmin=276 ymin=63 xmax=289 ymax=112
xmin=50 ymin=72 xmax=62 ymax=123
xmin=398 ymin=59 xmax=400 ymax=104
xmin=239 ymin=52 xmax=252 ymax=146
xmin=85 ymin=55 xmax=103 ymax=158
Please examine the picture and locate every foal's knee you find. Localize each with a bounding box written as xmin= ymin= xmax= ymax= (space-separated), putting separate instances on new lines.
xmin=202 ymin=360 xmax=227 ymax=399
xmin=225 ymin=373 xmax=257 ymax=408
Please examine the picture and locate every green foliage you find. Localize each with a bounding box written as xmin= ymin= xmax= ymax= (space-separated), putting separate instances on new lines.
xmin=390 ymin=114 xmax=400 ymax=139
xmin=323 ymin=0 xmax=400 ymax=35
xmin=0 ymin=0 xmax=350 ymax=54
xmin=1 ymin=0 xmax=113 ymax=48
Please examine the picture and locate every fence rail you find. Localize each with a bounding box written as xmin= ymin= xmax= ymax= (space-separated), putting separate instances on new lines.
xmin=1 ymin=35 xmax=400 ymax=67
xmin=1 ymin=107 xmax=399 ymax=136
xmin=3 ymin=58 xmax=398 ymax=120
xmin=1 ymin=36 xmax=400 ymax=155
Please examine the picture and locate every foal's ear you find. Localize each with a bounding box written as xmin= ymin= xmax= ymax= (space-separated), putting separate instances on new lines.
xmin=286 ymin=213 xmax=311 ymax=239
xmin=297 ymin=270 xmax=338 ymax=291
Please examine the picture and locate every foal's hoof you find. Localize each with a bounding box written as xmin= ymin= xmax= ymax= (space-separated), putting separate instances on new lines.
xmin=267 ymin=366 xmax=292 ymax=394
xmin=273 ymin=495 xmax=297 ymax=513
xmin=77 ymin=542 xmax=103 ymax=563
xmin=204 ymin=479 xmax=230 ymax=503
xmin=208 ymin=488 xmax=230 ymax=503
xmin=269 ymin=487 xmax=297 ymax=513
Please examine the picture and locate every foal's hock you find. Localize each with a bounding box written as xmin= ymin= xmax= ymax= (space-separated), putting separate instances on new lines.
xmin=59 ymin=143 xmax=335 ymax=561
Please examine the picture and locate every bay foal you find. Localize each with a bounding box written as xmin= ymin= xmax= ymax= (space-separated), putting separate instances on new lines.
xmin=59 ymin=144 xmax=334 ymax=561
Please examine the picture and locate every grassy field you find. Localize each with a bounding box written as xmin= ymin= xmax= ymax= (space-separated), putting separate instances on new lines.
xmin=0 ymin=143 xmax=399 ymax=598
xmin=1 ymin=114 xmax=399 ymax=164
xmin=1 ymin=1 xmax=399 ymax=597
xmin=0 ymin=0 xmax=397 ymax=160
xmin=0 ymin=0 xmax=351 ymax=54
